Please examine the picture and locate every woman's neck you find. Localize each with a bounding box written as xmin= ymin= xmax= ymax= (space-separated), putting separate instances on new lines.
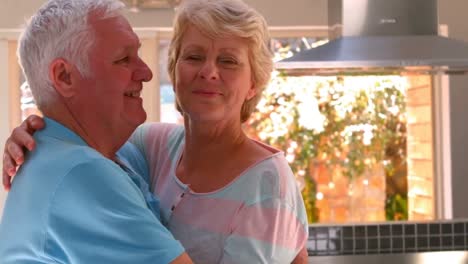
xmin=176 ymin=117 xmax=273 ymax=193
xmin=181 ymin=118 xmax=249 ymax=168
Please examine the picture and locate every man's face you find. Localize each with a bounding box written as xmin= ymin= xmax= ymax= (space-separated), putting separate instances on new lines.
xmin=72 ymin=14 xmax=152 ymax=139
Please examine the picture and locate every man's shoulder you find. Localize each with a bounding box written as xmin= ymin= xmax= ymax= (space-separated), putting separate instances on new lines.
xmin=0 ymin=149 xmax=183 ymax=264
xmin=0 ymin=139 xmax=125 ymax=263
xmin=30 ymin=132 xmax=108 ymax=172
xmin=14 ymin=135 xmax=123 ymax=203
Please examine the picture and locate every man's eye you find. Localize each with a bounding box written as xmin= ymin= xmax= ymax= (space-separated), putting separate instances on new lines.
xmin=115 ymin=56 xmax=130 ymax=64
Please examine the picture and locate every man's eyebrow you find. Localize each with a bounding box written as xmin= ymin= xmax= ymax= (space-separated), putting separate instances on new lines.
xmin=115 ymin=42 xmax=142 ymax=55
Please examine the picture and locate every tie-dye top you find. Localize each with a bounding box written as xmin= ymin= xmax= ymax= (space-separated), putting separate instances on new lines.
xmin=129 ymin=123 xmax=308 ymax=264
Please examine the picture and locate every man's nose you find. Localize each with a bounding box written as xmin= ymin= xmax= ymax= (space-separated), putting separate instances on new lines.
xmin=133 ymin=58 xmax=153 ymax=82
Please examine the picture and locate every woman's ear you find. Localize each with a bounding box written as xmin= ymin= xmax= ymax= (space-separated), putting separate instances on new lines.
xmin=246 ymin=82 xmax=257 ymax=101
xmin=49 ymin=58 xmax=76 ymax=98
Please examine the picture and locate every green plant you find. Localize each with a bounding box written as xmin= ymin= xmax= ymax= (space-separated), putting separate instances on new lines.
xmin=385 ymin=194 xmax=408 ymax=221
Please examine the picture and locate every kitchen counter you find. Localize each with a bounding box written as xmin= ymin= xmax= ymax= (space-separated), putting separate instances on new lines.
xmin=308 ymin=251 xmax=468 ymax=264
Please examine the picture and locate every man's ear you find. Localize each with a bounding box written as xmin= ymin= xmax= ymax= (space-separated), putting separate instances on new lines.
xmin=49 ymin=58 xmax=76 ymax=98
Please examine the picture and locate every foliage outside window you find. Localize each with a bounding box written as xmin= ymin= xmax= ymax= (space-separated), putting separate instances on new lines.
xmin=245 ymin=71 xmax=409 ymax=223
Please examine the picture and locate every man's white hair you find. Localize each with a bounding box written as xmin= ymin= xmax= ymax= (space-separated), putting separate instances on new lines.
xmin=18 ymin=0 xmax=125 ymax=109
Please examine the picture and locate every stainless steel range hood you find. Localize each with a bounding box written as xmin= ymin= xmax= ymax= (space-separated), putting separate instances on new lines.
xmin=276 ymin=0 xmax=468 ymax=75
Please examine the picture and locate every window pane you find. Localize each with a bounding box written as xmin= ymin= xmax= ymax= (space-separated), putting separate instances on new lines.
xmin=271 ymin=37 xmax=328 ymax=61
xmin=244 ymin=36 xmax=435 ymax=223
xmin=159 ymin=39 xmax=182 ymax=124
xmin=20 ymin=80 xmax=41 ymax=120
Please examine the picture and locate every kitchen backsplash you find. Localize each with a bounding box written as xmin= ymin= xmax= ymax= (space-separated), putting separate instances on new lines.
xmin=307 ymin=220 xmax=468 ymax=256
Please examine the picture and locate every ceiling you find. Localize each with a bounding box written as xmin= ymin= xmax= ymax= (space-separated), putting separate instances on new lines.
xmin=122 ymin=0 xmax=182 ymax=10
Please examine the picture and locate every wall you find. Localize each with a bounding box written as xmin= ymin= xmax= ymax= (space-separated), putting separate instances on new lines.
xmin=0 ymin=0 xmax=326 ymax=28
xmin=127 ymin=0 xmax=325 ymax=27
xmin=0 ymin=41 xmax=9 ymax=219
xmin=438 ymin=0 xmax=468 ymax=219
xmin=406 ymin=76 xmax=434 ymax=220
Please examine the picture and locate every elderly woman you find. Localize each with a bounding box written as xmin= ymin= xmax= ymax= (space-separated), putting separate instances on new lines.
xmin=3 ymin=0 xmax=308 ymax=263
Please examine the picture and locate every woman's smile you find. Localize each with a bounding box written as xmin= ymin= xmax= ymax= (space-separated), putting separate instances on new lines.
xmin=192 ymin=89 xmax=223 ymax=98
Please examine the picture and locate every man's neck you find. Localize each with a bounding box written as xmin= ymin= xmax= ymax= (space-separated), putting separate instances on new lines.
xmin=43 ymin=106 xmax=125 ymax=160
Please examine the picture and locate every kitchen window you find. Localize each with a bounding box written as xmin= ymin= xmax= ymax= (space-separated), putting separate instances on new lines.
xmin=245 ymin=29 xmax=449 ymax=224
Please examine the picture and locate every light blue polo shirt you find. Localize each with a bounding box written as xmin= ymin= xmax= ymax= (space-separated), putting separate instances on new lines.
xmin=0 ymin=117 xmax=184 ymax=263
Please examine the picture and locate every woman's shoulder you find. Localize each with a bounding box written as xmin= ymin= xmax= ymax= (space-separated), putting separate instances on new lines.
xmin=133 ymin=122 xmax=184 ymax=144
xmin=128 ymin=122 xmax=184 ymax=164
xmin=237 ymin=154 xmax=307 ymax=220
xmin=136 ymin=122 xmax=183 ymax=135
xmin=225 ymin=152 xmax=299 ymax=204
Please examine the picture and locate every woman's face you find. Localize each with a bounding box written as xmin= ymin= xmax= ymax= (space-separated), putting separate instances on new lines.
xmin=174 ymin=24 xmax=256 ymax=124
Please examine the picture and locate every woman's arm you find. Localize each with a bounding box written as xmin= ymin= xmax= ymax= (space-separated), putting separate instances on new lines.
xmin=2 ymin=115 xmax=44 ymax=190
xmin=222 ymin=196 xmax=308 ymax=263
xmin=220 ymin=153 xmax=309 ymax=263
xmin=291 ymin=246 xmax=308 ymax=264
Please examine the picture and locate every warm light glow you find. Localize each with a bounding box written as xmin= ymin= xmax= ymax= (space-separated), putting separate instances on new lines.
xmin=316 ymin=192 xmax=324 ymax=200
xmin=286 ymin=154 xmax=295 ymax=163
xmin=290 ymin=141 xmax=298 ymax=149
xmin=408 ymin=187 xmax=428 ymax=197
xmin=413 ymin=208 xmax=431 ymax=215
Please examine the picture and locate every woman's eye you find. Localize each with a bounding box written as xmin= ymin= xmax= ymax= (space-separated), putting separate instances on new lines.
xmin=221 ymin=59 xmax=235 ymax=64
xmin=219 ymin=57 xmax=238 ymax=66
xmin=185 ymin=55 xmax=203 ymax=61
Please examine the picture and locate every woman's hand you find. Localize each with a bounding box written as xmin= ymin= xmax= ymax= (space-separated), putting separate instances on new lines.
xmin=3 ymin=115 xmax=45 ymax=190
xmin=291 ymin=246 xmax=308 ymax=264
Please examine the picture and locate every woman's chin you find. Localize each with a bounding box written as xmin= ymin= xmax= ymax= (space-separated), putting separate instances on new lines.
xmin=185 ymin=112 xmax=226 ymax=124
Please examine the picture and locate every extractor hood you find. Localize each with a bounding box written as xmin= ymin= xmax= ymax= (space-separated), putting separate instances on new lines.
xmin=276 ymin=0 xmax=468 ymax=75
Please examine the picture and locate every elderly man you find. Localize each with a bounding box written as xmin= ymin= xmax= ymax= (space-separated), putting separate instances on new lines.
xmin=0 ymin=0 xmax=192 ymax=263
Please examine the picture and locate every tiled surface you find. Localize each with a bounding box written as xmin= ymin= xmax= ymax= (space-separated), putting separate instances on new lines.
xmin=307 ymin=220 xmax=468 ymax=256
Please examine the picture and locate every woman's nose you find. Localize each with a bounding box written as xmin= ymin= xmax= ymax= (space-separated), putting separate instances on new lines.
xmin=198 ymin=61 xmax=219 ymax=81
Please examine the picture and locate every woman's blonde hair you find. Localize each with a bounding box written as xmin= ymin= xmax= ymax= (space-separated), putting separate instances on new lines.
xmin=167 ymin=0 xmax=273 ymax=122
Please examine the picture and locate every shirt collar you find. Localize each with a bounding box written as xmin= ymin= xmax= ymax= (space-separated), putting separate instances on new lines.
xmin=38 ymin=117 xmax=89 ymax=147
